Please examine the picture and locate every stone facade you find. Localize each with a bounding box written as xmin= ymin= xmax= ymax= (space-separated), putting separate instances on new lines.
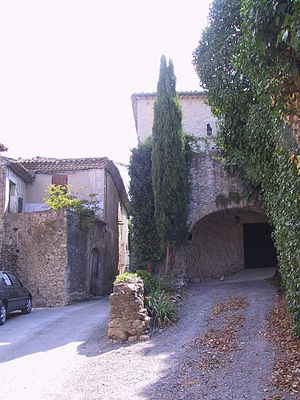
xmin=131 ymin=92 xmax=217 ymax=142
xmin=132 ymin=91 xmax=275 ymax=280
xmin=188 ymin=151 xmax=252 ymax=228
xmin=108 ymin=277 xmax=150 ymax=341
xmin=0 ymin=156 xmax=129 ymax=306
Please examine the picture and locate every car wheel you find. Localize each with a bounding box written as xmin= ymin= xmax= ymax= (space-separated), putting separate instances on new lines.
xmin=22 ymin=298 xmax=32 ymax=314
xmin=0 ymin=303 xmax=7 ymax=325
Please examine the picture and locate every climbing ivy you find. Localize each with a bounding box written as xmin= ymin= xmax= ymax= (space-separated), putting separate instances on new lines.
xmin=193 ymin=0 xmax=300 ymax=336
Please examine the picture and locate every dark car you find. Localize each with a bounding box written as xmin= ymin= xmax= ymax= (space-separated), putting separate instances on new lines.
xmin=0 ymin=271 xmax=32 ymax=326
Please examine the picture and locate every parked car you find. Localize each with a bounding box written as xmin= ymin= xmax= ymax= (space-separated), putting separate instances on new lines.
xmin=0 ymin=271 xmax=32 ymax=326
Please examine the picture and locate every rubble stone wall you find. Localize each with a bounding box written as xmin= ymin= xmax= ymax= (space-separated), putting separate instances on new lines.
xmin=1 ymin=209 xmax=69 ymax=306
xmin=108 ymin=277 xmax=150 ymax=342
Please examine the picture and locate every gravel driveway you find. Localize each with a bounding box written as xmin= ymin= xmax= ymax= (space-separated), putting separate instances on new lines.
xmin=0 ymin=270 xmax=292 ymax=400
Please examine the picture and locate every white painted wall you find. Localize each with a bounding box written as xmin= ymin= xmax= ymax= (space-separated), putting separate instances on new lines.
xmin=136 ymin=95 xmax=217 ymax=143
xmin=25 ymin=169 xmax=105 ymax=216
xmin=5 ymin=167 xmax=27 ymax=213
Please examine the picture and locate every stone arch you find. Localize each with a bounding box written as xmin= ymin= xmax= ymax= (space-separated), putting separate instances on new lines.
xmin=184 ymin=207 xmax=275 ymax=281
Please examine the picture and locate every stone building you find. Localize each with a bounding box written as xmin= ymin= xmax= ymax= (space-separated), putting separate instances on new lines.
xmin=0 ymin=155 xmax=129 ymax=306
xmin=131 ymin=92 xmax=277 ymax=280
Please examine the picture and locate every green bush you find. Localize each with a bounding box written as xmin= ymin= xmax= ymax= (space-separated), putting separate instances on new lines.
xmin=114 ymin=272 xmax=138 ymax=284
xmin=145 ymin=290 xmax=177 ymax=327
xmin=136 ymin=269 xmax=158 ymax=295
xmin=157 ymin=273 xmax=179 ymax=294
xmin=136 ymin=270 xmax=180 ymax=327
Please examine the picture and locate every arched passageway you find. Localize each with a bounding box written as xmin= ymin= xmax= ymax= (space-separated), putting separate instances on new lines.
xmin=184 ymin=208 xmax=277 ymax=281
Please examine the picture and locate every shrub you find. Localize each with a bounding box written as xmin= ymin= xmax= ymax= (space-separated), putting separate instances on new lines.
xmin=114 ymin=272 xmax=138 ymax=284
xmin=145 ymin=290 xmax=177 ymax=327
xmin=136 ymin=269 xmax=158 ymax=295
xmin=157 ymin=273 xmax=179 ymax=294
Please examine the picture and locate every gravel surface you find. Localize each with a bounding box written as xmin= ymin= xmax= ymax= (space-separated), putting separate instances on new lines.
xmin=1 ymin=276 xmax=294 ymax=400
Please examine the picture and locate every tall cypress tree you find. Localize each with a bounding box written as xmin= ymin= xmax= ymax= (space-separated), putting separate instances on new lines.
xmin=152 ymin=55 xmax=188 ymax=273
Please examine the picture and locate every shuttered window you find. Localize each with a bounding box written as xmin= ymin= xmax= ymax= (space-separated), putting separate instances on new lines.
xmin=52 ymin=175 xmax=68 ymax=186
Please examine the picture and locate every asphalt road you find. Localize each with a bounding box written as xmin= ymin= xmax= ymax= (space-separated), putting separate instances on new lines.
xmin=0 ymin=268 xmax=287 ymax=400
xmin=0 ymin=298 xmax=110 ymax=400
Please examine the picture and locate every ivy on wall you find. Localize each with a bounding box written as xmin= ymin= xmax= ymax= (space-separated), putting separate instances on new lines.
xmin=193 ymin=0 xmax=300 ymax=336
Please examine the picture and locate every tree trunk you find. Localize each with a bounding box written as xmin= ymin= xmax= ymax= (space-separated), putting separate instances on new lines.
xmin=165 ymin=242 xmax=172 ymax=274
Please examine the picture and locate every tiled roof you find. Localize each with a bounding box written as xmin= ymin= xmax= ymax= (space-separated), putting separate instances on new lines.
xmin=20 ymin=156 xmax=110 ymax=172
xmin=19 ymin=157 xmax=129 ymax=209
xmin=1 ymin=157 xmax=34 ymax=183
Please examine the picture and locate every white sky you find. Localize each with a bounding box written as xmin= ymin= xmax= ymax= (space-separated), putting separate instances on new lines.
xmin=0 ymin=0 xmax=211 ymax=166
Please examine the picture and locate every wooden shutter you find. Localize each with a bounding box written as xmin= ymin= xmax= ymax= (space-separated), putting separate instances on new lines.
xmin=52 ymin=175 xmax=68 ymax=186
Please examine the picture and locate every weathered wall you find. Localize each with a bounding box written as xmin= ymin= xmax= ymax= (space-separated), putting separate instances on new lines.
xmin=136 ymin=94 xmax=217 ymax=142
xmin=188 ymin=152 xmax=255 ymax=228
xmin=5 ymin=167 xmax=27 ymax=213
xmin=104 ymin=170 xmax=120 ymax=284
xmin=0 ymin=160 xmax=6 ymax=261
xmin=25 ymin=169 xmax=105 ymax=215
xmin=66 ymin=211 xmax=108 ymax=299
xmin=180 ymin=209 xmax=268 ymax=281
xmin=1 ymin=210 xmax=69 ymax=306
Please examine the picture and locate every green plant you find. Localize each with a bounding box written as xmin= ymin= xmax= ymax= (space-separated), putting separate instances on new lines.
xmin=145 ymin=290 xmax=177 ymax=327
xmin=136 ymin=269 xmax=158 ymax=295
xmin=215 ymin=194 xmax=229 ymax=208
xmin=114 ymin=272 xmax=138 ymax=284
xmin=193 ymin=0 xmax=300 ymax=336
xmin=152 ymin=55 xmax=189 ymax=273
xmin=128 ymin=140 xmax=161 ymax=264
xmin=44 ymin=184 xmax=101 ymax=230
xmin=228 ymin=191 xmax=241 ymax=205
xmin=157 ymin=273 xmax=179 ymax=294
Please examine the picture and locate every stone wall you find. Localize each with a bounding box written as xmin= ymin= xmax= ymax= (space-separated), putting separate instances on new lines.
xmin=0 ymin=160 xmax=6 ymax=261
xmin=108 ymin=277 xmax=150 ymax=342
xmin=0 ymin=208 xmax=116 ymax=306
xmin=1 ymin=209 xmax=69 ymax=306
xmin=104 ymin=171 xmax=121 ymax=284
xmin=182 ymin=209 xmax=268 ymax=281
xmin=66 ymin=211 xmax=108 ymax=298
xmin=188 ymin=151 xmax=253 ymax=228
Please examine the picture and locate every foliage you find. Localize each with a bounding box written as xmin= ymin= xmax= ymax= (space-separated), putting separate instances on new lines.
xmin=144 ymin=290 xmax=177 ymax=327
xmin=114 ymin=272 xmax=138 ymax=284
xmin=157 ymin=273 xmax=179 ymax=294
xmin=136 ymin=269 xmax=179 ymax=326
xmin=128 ymin=140 xmax=161 ymax=264
xmin=136 ymin=269 xmax=158 ymax=295
xmin=44 ymin=184 xmax=101 ymax=230
xmin=152 ymin=55 xmax=189 ymax=270
xmin=215 ymin=192 xmax=241 ymax=207
xmin=193 ymin=0 xmax=300 ymax=336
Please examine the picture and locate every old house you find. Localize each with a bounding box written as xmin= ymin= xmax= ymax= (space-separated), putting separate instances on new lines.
xmin=0 ymin=155 xmax=129 ymax=306
xmin=131 ymin=92 xmax=277 ymax=280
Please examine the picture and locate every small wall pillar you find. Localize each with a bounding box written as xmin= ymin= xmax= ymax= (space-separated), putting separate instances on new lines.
xmin=108 ymin=277 xmax=151 ymax=341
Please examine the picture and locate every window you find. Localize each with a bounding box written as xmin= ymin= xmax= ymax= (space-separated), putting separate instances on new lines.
xmin=1 ymin=273 xmax=12 ymax=286
xmin=8 ymin=274 xmax=22 ymax=288
xmin=52 ymin=175 xmax=68 ymax=186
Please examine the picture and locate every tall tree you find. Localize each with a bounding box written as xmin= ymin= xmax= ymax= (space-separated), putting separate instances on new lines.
xmin=151 ymin=55 xmax=189 ymax=273
xmin=128 ymin=139 xmax=160 ymax=265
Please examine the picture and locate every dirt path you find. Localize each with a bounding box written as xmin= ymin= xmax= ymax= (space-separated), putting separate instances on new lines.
xmin=53 ymin=277 xmax=293 ymax=400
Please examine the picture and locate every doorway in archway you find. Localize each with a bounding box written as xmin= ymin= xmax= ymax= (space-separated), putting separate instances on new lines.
xmin=243 ymin=223 xmax=277 ymax=268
